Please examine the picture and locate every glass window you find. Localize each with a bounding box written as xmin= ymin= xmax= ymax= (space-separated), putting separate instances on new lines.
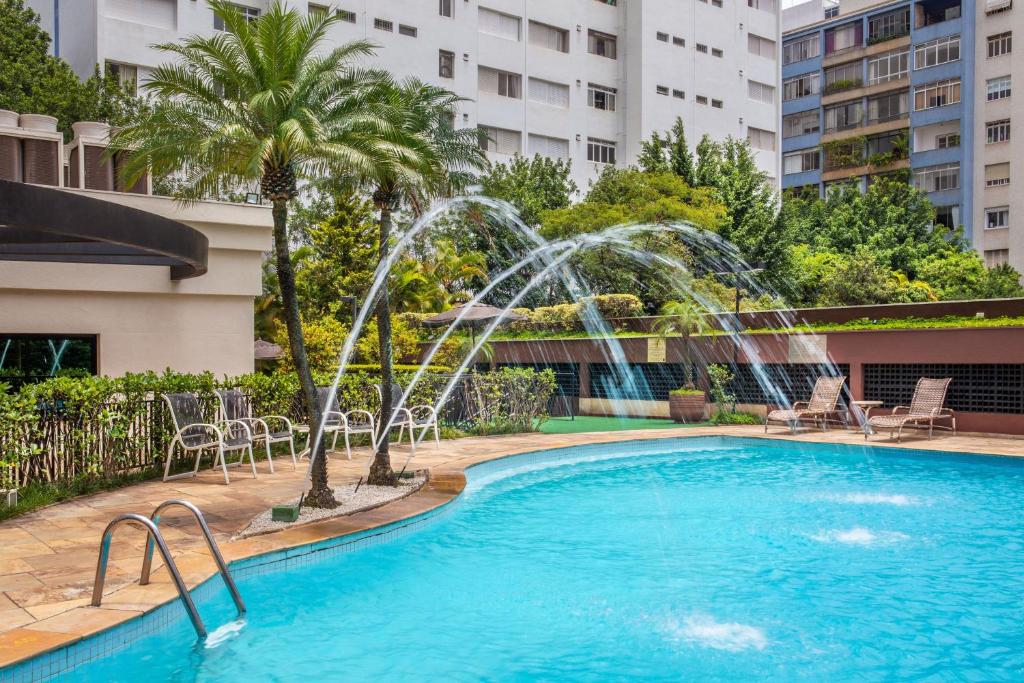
xmin=748 ymin=80 xmax=775 ymax=104
xmin=479 ymin=68 xmax=521 ymax=98
xmin=783 ymin=110 xmax=820 ymax=138
xmin=914 ymin=78 xmax=960 ymax=110
xmin=696 ymin=95 xmax=708 ymax=105
xmin=398 ymin=24 xmax=417 ymax=37
xmin=867 ymin=91 xmax=909 ymax=123
xmin=913 ymin=35 xmax=960 ymax=69
xmin=748 ymin=127 xmax=775 ymax=150
xmin=479 ymin=8 xmax=521 ymax=41
xmin=336 ymin=9 xmax=356 ymax=22
xmin=530 ymin=21 xmax=569 ymax=52
xmin=986 ymin=119 xmax=1011 ymax=144
xmin=824 ymin=100 xmax=863 ymax=132
xmin=868 ymin=8 xmax=910 ymax=43
xmin=528 ymin=78 xmax=569 ymax=107
xmin=214 ymin=3 xmax=259 ymax=30
xmin=935 ymin=132 xmax=960 ymax=148
xmin=0 ymin=335 xmax=97 ymax=384
xmin=985 ymin=206 xmax=1010 ymax=229
xmin=985 ymin=162 xmax=1010 ymax=187
xmin=984 ymin=249 xmax=1009 ymax=268
xmin=783 ymin=72 xmax=820 ymax=101
xmin=105 ymin=62 xmax=138 ymax=95
xmin=987 ymin=75 xmax=1011 ymax=101
xmin=867 ymin=47 xmax=909 ymax=85
xmin=439 ymin=0 xmax=453 ymax=17
xmin=373 ymin=18 xmax=393 ymax=31
xmin=748 ymin=34 xmax=776 ymax=59
xmin=783 ymin=148 xmax=820 ymax=174
xmin=438 ymin=50 xmax=454 ymax=78
xmin=527 ymin=134 xmax=569 ymax=160
xmin=825 ymin=22 xmax=861 ymax=54
xmin=478 ymin=125 xmax=521 ymax=155
xmin=934 ymin=205 xmax=959 ymax=229
xmin=987 ymin=32 xmax=1012 ymax=58
xmin=824 ymin=61 xmax=861 ymax=93
xmin=587 ymin=83 xmax=616 ymax=111
xmin=711 ymin=99 xmax=724 ymax=108
xmin=782 ymin=34 xmax=819 ymax=65
xmin=656 ymin=85 xmax=669 ymax=96
xmin=711 ymin=47 xmax=724 ymax=57
xmin=657 ymin=32 xmax=669 ymax=42
xmin=866 ymin=130 xmax=907 ymax=158
xmin=913 ymin=163 xmax=960 ymax=192
xmin=587 ymin=137 xmax=616 ymax=164
xmin=588 ymin=30 xmax=617 ymax=58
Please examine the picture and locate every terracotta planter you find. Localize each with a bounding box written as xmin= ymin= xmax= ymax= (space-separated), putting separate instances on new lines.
xmin=669 ymin=392 xmax=707 ymax=422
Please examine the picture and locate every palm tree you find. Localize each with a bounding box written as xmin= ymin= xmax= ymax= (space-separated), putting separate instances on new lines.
xmin=423 ymin=240 xmax=489 ymax=308
xmin=352 ymin=78 xmax=486 ymax=486
xmin=655 ymin=300 xmax=706 ymax=388
xmin=112 ymin=1 xmax=401 ymax=507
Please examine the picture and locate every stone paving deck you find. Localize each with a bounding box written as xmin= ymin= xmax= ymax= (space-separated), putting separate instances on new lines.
xmin=1 ymin=425 xmax=1022 ymax=668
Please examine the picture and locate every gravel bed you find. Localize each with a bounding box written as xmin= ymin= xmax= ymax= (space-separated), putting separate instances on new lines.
xmin=236 ymin=471 xmax=427 ymax=539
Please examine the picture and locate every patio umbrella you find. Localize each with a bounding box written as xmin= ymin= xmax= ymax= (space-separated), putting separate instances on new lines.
xmin=422 ymin=303 xmax=528 ymax=349
xmin=254 ymin=338 xmax=283 ymax=361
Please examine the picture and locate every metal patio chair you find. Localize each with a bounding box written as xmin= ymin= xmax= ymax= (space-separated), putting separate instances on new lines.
xmin=375 ymin=382 xmax=441 ymax=453
xmin=765 ymin=376 xmax=847 ymax=433
xmin=216 ymin=388 xmax=297 ymax=471
xmin=161 ymin=392 xmax=256 ymax=485
xmin=313 ymin=386 xmax=377 ymax=460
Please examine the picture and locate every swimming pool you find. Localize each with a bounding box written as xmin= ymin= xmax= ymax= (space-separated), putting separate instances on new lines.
xmin=13 ymin=436 xmax=1024 ymax=681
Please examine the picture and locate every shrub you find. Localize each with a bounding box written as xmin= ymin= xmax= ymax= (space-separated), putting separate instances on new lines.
xmin=531 ymin=303 xmax=582 ymax=332
xmin=711 ymin=410 xmax=761 ymax=425
xmin=669 ymin=387 xmax=705 ymax=397
xmin=581 ymin=294 xmax=644 ymax=321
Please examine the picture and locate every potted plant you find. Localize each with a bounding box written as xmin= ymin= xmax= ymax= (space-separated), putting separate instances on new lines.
xmin=655 ymin=300 xmax=708 ymax=422
xmin=669 ymin=386 xmax=707 ymax=422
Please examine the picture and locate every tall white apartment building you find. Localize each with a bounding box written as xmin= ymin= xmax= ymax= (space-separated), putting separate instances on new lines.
xmin=28 ymin=0 xmax=781 ymax=191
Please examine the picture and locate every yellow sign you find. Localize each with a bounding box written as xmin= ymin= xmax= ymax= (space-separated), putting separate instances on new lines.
xmin=648 ymin=337 xmax=667 ymax=363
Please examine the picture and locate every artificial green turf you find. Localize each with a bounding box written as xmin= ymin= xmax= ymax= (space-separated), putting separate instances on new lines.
xmin=538 ymin=415 xmax=708 ymax=434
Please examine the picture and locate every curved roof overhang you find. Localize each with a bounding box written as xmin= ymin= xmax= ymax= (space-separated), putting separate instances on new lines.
xmin=0 ymin=180 xmax=208 ymax=280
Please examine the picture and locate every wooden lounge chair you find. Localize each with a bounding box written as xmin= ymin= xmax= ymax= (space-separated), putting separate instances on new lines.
xmin=765 ymin=376 xmax=846 ymax=433
xmin=866 ymin=377 xmax=955 ymax=442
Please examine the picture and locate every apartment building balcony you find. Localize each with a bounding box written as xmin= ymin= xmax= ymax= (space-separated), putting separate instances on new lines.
xmin=821 ymin=115 xmax=910 ymax=144
xmin=822 ymin=35 xmax=910 ymax=69
xmin=822 ymin=77 xmax=910 ymax=107
xmin=822 ymin=157 xmax=910 ymax=183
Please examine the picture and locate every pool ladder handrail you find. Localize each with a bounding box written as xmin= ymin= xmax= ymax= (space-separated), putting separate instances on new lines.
xmin=90 ymin=499 xmax=245 ymax=639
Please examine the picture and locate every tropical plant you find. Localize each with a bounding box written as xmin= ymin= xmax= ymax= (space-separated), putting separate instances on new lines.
xmin=346 ymin=77 xmax=486 ymax=485
xmin=420 ymin=240 xmax=489 ymax=309
xmin=655 ymin=300 xmax=706 ymax=387
xmin=111 ymin=1 xmax=400 ymax=507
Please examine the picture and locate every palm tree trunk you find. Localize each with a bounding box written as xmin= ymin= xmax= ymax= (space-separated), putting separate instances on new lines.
xmin=272 ymin=200 xmax=337 ymax=508
xmin=368 ymin=203 xmax=398 ymax=486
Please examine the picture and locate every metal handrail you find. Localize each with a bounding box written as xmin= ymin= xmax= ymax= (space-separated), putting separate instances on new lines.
xmin=91 ymin=513 xmax=207 ymax=638
xmin=139 ymin=499 xmax=245 ymax=616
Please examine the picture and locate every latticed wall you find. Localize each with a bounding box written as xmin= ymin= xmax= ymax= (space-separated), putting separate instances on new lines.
xmin=864 ymin=364 xmax=1024 ymax=414
xmin=497 ymin=363 xmax=580 ymax=397
xmin=729 ymin=364 xmax=850 ymax=405
xmin=589 ymin=363 xmax=692 ymax=401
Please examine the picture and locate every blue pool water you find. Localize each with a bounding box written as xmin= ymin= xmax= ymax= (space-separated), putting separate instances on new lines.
xmin=46 ymin=437 xmax=1024 ymax=681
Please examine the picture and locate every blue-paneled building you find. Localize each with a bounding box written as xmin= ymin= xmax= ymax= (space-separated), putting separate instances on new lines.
xmin=781 ymin=0 xmax=974 ymax=237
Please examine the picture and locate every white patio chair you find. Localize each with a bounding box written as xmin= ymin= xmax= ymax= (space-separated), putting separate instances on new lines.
xmin=375 ymin=382 xmax=440 ymax=453
xmin=315 ymin=387 xmax=377 ymax=460
xmin=161 ymin=392 xmax=256 ymax=485
xmin=216 ymin=388 xmax=297 ymax=471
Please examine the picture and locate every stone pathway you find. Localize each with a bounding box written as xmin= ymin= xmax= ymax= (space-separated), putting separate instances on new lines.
xmin=0 ymin=425 xmax=1021 ymax=668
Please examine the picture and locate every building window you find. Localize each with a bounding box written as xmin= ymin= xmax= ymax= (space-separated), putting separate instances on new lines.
xmin=673 ymin=36 xmax=685 ymax=47
xmin=656 ymin=85 xmax=669 ymax=96
xmin=712 ymin=0 xmax=723 ymax=6
xmin=439 ymin=0 xmax=453 ymax=17
xmin=587 ymin=137 xmax=616 ymax=164
xmin=824 ymin=100 xmax=863 ymax=132
xmin=672 ymin=89 xmax=685 ymax=99
xmin=0 ymin=334 xmax=97 ymax=383
xmin=913 ymin=163 xmax=960 ymax=192
xmin=438 ymin=50 xmax=455 ymax=78
xmin=914 ymin=78 xmax=960 ymax=110
xmin=825 ymin=22 xmax=862 ymax=55
xmin=373 ymin=18 xmax=393 ymax=31
xmin=747 ymin=80 xmax=775 ymax=104
xmin=308 ymin=4 xmax=328 ymax=18
xmin=696 ymin=95 xmax=708 ymax=105
xmin=784 ymin=148 xmax=820 ymax=174
xmin=528 ymin=78 xmax=569 ymax=107
xmin=399 ymin=24 xmax=417 ymax=37
xmin=479 ymin=8 xmax=521 ymax=41
xmin=984 ymin=249 xmax=1009 ymax=268
xmin=711 ymin=98 xmax=723 ymax=108
xmin=867 ymin=91 xmax=909 ymax=123
xmin=587 ymin=84 xmax=617 ymax=111
xmin=934 ymin=205 xmax=959 ymax=228
xmin=748 ymin=34 xmax=776 ymax=59
xmin=696 ymin=43 xmax=708 ymax=54
xmin=479 ymin=67 xmax=521 ymax=98
xmin=985 ymin=206 xmax=1010 ymax=229
xmin=783 ymin=72 xmax=820 ymax=101
xmin=783 ymin=34 xmax=819 ymax=64
xmin=868 ymin=8 xmax=910 ymax=43
xmin=823 ymin=0 xmax=839 ymax=18
xmin=986 ymin=0 xmax=1012 ymax=14
xmin=783 ymin=110 xmax=820 ymax=138
xmin=214 ymin=3 xmax=259 ymax=30
xmin=824 ymin=61 xmax=862 ymax=93
xmin=914 ymin=35 xmax=960 ymax=69
xmin=867 ymin=47 xmax=909 ymax=85
xmin=985 ymin=162 xmax=1010 ymax=187
xmin=918 ymin=1 xmax=960 ymax=26
xmin=748 ymin=0 xmax=777 ymax=10
xmin=711 ymin=47 xmax=724 ymax=58
xmin=987 ymin=76 xmax=1011 ymax=101
xmin=657 ymin=32 xmax=669 ymax=42
xmin=336 ymin=9 xmax=356 ymax=22
xmin=105 ymin=62 xmax=138 ymax=95
xmin=986 ymin=119 xmax=1011 ymax=143
xmin=987 ymin=32 xmax=1012 ymax=58
xmin=529 ymin=21 xmax=569 ymax=52
xmin=588 ymin=30 xmax=617 ymax=58
xmin=479 ymin=125 xmax=521 ymax=155
xmin=747 ymin=127 xmax=775 ymax=151
xmin=935 ymin=132 xmax=960 ymax=149
xmin=527 ymin=134 xmax=569 ymax=160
